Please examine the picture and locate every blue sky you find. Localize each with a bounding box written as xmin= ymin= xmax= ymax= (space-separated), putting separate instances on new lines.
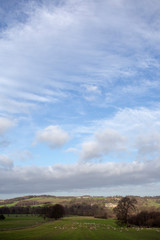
xmin=0 ymin=0 xmax=160 ymax=199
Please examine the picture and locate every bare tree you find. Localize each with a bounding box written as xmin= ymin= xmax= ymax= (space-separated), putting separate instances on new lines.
xmin=114 ymin=196 xmax=137 ymax=225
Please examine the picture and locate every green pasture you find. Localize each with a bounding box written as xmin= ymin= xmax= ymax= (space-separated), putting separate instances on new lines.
xmin=0 ymin=201 xmax=19 ymax=207
xmin=0 ymin=216 xmax=160 ymax=240
xmin=0 ymin=215 xmax=48 ymax=230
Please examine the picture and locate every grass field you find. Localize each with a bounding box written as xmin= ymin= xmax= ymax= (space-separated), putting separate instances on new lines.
xmin=0 ymin=215 xmax=48 ymax=230
xmin=0 ymin=216 xmax=160 ymax=240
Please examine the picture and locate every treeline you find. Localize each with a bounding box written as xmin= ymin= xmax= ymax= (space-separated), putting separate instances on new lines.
xmin=114 ymin=196 xmax=160 ymax=228
xmin=128 ymin=211 xmax=160 ymax=227
xmin=0 ymin=206 xmax=41 ymax=215
xmin=0 ymin=203 xmax=109 ymax=219
xmin=65 ymin=204 xmax=108 ymax=218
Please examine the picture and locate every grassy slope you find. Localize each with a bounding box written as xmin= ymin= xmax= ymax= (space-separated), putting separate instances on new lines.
xmin=0 ymin=197 xmax=73 ymax=207
xmin=1 ymin=196 xmax=160 ymax=209
xmin=0 ymin=216 xmax=160 ymax=240
xmin=0 ymin=201 xmax=19 ymax=207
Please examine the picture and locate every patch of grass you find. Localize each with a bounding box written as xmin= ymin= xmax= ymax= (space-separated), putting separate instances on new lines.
xmin=0 ymin=215 xmax=48 ymax=230
xmin=147 ymin=199 xmax=160 ymax=208
xmin=0 ymin=201 xmax=19 ymax=207
xmin=0 ymin=216 xmax=160 ymax=240
xmin=94 ymin=197 xmax=105 ymax=199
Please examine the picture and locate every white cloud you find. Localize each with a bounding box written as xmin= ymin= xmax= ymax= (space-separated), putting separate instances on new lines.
xmin=0 ymin=118 xmax=14 ymax=135
xmin=0 ymin=0 xmax=160 ymax=114
xmin=35 ymin=125 xmax=69 ymax=149
xmin=82 ymin=84 xmax=101 ymax=102
xmin=0 ymin=1 xmax=160 ymax=197
xmin=0 ymin=158 xmax=160 ymax=195
xmin=70 ymin=107 xmax=160 ymax=162
xmin=92 ymin=107 xmax=160 ymax=135
xmin=80 ymin=129 xmax=127 ymax=161
xmin=84 ymin=85 xmax=101 ymax=94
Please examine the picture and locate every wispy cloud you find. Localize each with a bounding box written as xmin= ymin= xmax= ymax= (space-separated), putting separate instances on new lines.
xmin=1 ymin=0 xmax=160 ymax=197
xmin=0 ymin=0 xmax=160 ymax=114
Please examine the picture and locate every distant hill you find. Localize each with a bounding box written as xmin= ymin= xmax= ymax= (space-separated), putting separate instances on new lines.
xmin=0 ymin=195 xmax=160 ymax=210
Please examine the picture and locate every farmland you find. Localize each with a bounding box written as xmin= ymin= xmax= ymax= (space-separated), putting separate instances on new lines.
xmin=1 ymin=195 xmax=160 ymax=209
xmin=0 ymin=195 xmax=160 ymax=240
xmin=0 ymin=215 xmax=48 ymax=230
xmin=0 ymin=216 xmax=160 ymax=240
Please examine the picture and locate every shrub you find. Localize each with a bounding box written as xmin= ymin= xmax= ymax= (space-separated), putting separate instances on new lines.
xmin=0 ymin=214 xmax=5 ymax=220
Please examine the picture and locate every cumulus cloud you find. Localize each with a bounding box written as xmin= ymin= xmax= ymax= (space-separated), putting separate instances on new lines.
xmin=0 ymin=155 xmax=13 ymax=169
xmin=35 ymin=125 xmax=69 ymax=149
xmin=0 ymin=159 xmax=160 ymax=194
xmin=80 ymin=129 xmax=127 ymax=161
xmin=0 ymin=118 xmax=14 ymax=135
xmin=76 ymin=107 xmax=160 ymax=162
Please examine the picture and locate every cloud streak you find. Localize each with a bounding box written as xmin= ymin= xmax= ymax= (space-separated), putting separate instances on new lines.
xmin=0 ymin=158 xmax=160 ymax=194
xmin=0 ymin=0 xmax=160 ymax=114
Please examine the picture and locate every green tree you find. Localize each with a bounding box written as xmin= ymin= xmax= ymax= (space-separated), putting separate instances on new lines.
xmin=45 ymin=204 xmax=65 ymax=220
xmin=114 ymin=196 xmax=137 ymax=225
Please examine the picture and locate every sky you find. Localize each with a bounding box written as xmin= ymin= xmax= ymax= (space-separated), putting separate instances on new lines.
xmin=0 ymin=0 xmax=160 ymax=199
